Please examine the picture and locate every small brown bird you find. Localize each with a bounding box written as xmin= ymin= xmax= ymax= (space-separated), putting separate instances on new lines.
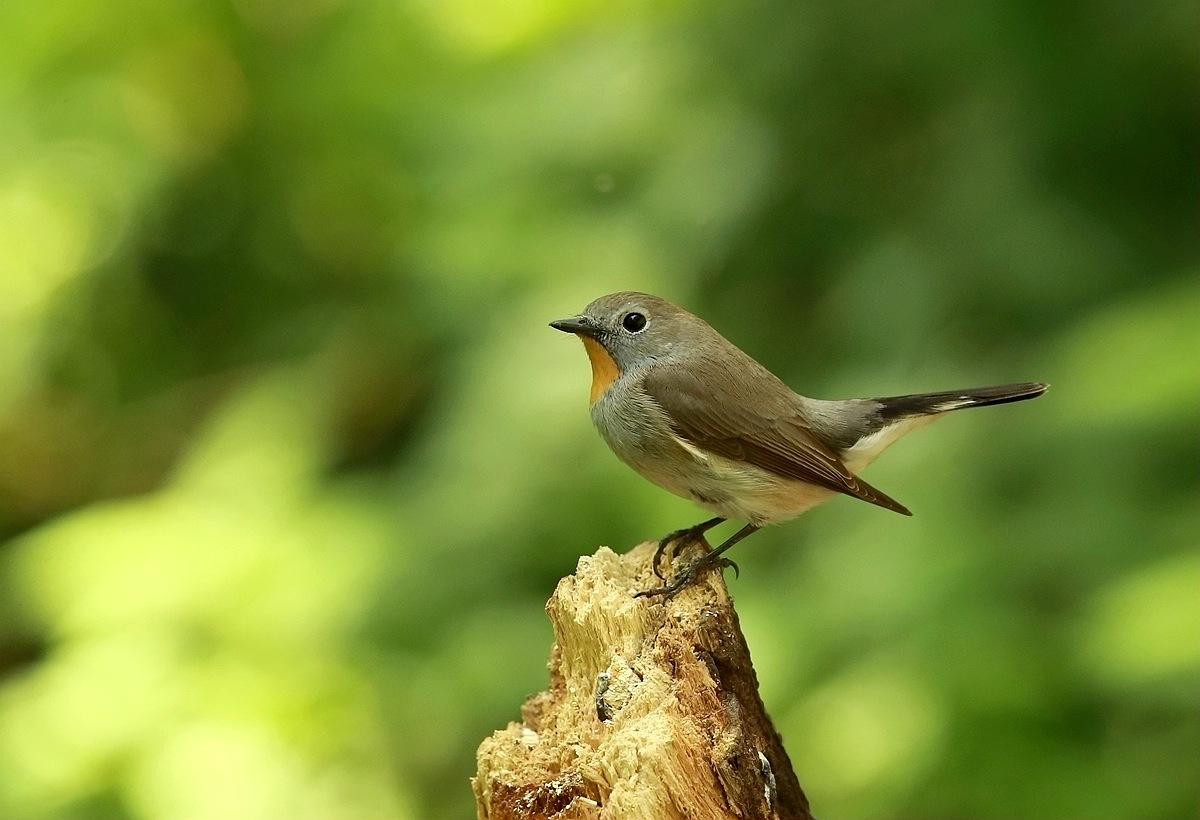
xmin=551 ymin=292 xmax=1047 ymax=597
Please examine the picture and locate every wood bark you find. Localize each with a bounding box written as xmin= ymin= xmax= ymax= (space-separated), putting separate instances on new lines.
xmin=473 ymin=542 xmax=813 ymax=820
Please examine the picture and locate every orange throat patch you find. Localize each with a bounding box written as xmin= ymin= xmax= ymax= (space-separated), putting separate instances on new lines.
xmin=580 ymin=336 xmax=621 ymax=404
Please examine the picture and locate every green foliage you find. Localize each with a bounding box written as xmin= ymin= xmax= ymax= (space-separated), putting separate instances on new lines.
xmin=0 ymin=0 xmax=1195 ymax=817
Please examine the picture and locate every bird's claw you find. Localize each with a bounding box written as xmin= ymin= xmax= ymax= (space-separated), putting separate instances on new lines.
xmin=634 ymin=565 xmax=696 ymax=599
xmin=651 ymin=525 xmax=710 ymax=580
xmin=650 ymin=535 xmax=674 ymax=580
xmin=636 ymin=552 xmax=735 ymax=600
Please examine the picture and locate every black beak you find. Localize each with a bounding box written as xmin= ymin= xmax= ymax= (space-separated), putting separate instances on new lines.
xmin=550 ymin=316 xmax=601 ymax=337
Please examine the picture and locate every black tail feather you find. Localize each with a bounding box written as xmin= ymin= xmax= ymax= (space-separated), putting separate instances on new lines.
xmin=876 ymin=381 xmax=1048 ymax=421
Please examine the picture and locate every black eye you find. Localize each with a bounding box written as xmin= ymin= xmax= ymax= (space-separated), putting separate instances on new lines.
xmin=622 ymin=312 xmax=647 ymax=332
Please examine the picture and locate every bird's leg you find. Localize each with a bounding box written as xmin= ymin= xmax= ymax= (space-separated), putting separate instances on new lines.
xmin=636 ymin=523 xmax=759 ymax=599
xmin=651 ymin=516 xmax=725 ymax=579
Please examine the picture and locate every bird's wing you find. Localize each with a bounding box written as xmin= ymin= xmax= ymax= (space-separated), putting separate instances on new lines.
xmin=642 ymin=364 xmax=911 ymax=515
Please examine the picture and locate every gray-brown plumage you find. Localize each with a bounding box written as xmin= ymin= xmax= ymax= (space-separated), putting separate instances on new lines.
xmin=551 ymin=291 xmax=1047 ymax=596
xmin=641 ymin=362 xmax=912 ymax=515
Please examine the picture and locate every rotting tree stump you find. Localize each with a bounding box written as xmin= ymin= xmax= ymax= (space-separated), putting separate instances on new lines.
xmin=474 ymin=542 xmax=813 ymax=819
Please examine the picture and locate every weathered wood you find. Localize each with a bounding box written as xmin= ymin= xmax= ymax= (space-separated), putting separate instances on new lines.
xmin=474 ymin=542 xmax=812 ymax=819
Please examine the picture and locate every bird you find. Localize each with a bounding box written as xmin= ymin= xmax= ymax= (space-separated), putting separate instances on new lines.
xmin=550 ymin=291 xmax=1047 ymax=598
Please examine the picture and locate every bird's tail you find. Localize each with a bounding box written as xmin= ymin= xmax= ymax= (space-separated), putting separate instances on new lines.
xmin=875 ymin=382 xmax=1048 ymax=421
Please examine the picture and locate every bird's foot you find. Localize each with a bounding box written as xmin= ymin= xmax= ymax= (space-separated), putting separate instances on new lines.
xmin=650 ymin=518 xmax=723 ymax=579
xmin=722 ymin=557 xmax=740 ymax=579
xmin=635 ymin=551 xmax=735 ymax=600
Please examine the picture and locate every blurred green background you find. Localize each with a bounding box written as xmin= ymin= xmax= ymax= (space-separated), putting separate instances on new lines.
xmin=0 ymin=0 xmax=1196 ymax=818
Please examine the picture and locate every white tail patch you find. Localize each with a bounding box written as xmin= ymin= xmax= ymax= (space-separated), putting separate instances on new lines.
xmin=842 ymin=414 xmax=940 ymax=472
xmin=931 ymin=397 xmax=975 ymax=412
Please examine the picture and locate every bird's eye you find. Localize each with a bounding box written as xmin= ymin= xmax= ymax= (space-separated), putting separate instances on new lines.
xmin=622 ymin=312 xmax=647 ymax=332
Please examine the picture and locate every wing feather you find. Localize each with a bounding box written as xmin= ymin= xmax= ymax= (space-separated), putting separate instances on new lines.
xmin=642 ymin=365 xmax=911 ymax=515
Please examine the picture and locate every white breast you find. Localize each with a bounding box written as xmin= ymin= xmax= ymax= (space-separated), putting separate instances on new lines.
xmin=664 ymin=442 xmax=838 ymax=526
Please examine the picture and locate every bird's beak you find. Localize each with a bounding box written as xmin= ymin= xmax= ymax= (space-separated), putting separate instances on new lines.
xmin=550 ymin=316 xmax=601 ymax=338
